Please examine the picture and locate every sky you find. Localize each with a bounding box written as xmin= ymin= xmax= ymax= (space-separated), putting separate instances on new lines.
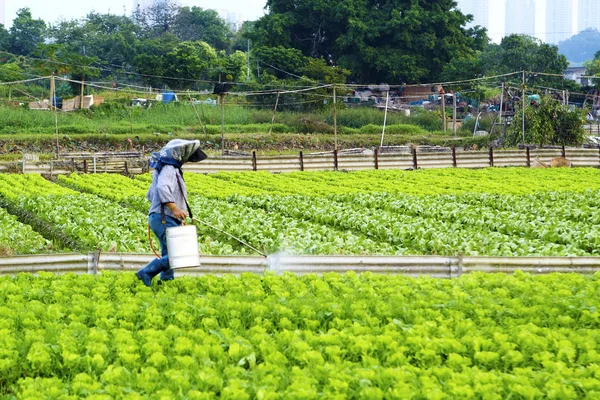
xmin=4 ymin=0 xmax=267 ymax=27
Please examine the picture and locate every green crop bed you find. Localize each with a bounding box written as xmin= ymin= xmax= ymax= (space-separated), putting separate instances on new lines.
xmin=55 ymin=168 xmax=600 ymax=256
xmin=1 ymin=271 xmax=599 ymax=398
xmin=1 ymin=168 xmax=600 ymax=255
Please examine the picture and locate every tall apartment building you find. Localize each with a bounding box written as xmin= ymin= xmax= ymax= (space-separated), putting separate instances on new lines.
xmin=578 ymin=0 xmax=600 ymax=32
xmin=505 ymin=0 xmax=535 ymax=37
xmin=455 ymin=0 xmax=489 ymax=30
xmin=546 ymin=0 xmax=573 ymax=44
xmin=0 ymin=0 xmax=5 ymax=26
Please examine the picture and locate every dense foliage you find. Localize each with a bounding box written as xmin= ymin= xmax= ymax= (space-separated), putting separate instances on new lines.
xmin=507 ymin=96 xmax=586 ymax=147
xmin=0 ymin=3 xmax=584 ymax=90
xmin=1 ymin=271 xmax=600 ymax=398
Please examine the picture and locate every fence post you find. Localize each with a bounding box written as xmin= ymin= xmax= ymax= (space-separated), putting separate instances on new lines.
xmin=374 ymin=147 xmax=379 ymax=170
xmin=252 ymin=151 xmax=257 ymax=172
xmin=452 ymin=145 xmax=457 ymax=167
xmin=412 ymin=147 xmax=418 ymax=170
xmin=83 ymin=159 xmax=88 ymax=174
xmin=489 ymin=147 xmax=494 ymax=167
xmin=93 ymin=157 xmax=97 ymax=174
xmin=71 ymin=158 xmax=75 ymax=173
xmin=22 ymin=158 xmax=25 ymax=174
xmin=333 ymin=149 xmax=338 ymax=171
xmin=124 ymin=161 xmax=129 ymax=175
xmin=526 ymin=146 xmax=531 ymax=167
xmin=299 ymin=151 xmax=304 ymax=171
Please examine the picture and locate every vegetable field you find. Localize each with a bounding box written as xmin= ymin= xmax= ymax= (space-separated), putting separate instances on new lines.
xmin=1 ymin=271 xmax=600 ymax=398
xmin=1 ymin=168 xmax=600 ymax=398
xmin=1 ymin=168 xmax=600 ymax=256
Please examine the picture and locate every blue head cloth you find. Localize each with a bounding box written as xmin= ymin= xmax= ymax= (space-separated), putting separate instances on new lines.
xmin=149 ymin=139 xmax=205 ymax=173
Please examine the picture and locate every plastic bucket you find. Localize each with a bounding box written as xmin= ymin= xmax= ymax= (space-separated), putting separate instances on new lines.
xmin=166 ymin=225 xmax=201 ymax=269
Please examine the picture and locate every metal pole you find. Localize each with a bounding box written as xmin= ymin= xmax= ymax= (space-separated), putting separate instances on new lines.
xmin=333 ymin=85 xmax=338 ymax=151
xmin=380 ymin=91 xmax=390 ymax=147
xmin=441 ymin=93 xmax=447 ymax=132
xmin=220 ymin=94 xmax=225 ymax=156
xmin=52 ymin=75 xmax=59 ymax=157
xmin=247 ymin=40 xmax=250 ymax=82
xmin=522 ymin=71 xmax=526 ymax=144
xmin=268 ymin=91 xmax=280 ymax=135
xmin=498 ymin=82 xmax=504 ymax=128
xmin=80 ymin=75 xmax=85 ymax=110
xmin=452 ymin=93 xmax=457 ymax=136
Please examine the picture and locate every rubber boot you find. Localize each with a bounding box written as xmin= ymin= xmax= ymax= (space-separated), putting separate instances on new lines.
xmin=136 ymin=256 xmax=168 ymax=287
xmin=160 ymin=268 xmax=175 ymax=282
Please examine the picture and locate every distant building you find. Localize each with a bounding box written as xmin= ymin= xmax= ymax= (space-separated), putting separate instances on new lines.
xmin=565 ymin=65 xmax=588 ymax=86
xmin=505 ymin=0 xmax=535 ymax=37
xmin=217 ymin=9 xmax=244 ymax=31
xmin=578 ymin=0 xmax=600 ymax=32
xmin=546 ymin=0 xmax=573 ymax=44
xmin=455 ymin=0 xmax=489 ymax=30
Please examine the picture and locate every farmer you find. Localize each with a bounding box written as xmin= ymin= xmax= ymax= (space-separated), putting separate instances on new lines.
xmin=136 ymin=139 xmax=207 ymax=286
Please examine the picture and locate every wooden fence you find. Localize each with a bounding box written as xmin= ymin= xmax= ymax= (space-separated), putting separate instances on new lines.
xmin=1 ymin=147 xmax=599 ymax=175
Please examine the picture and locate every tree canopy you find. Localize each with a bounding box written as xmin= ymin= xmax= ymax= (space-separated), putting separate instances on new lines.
xmin=0 ymin=1 xmax=589 ymax=92
xmin=248 ymin=0 xmax=487 ymax=84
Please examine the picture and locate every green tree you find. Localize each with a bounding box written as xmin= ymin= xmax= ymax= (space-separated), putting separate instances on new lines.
xmin=0 ymin=63 xmax=24 ymax=82
xmin=132 ymin=33 xmax=180 ymax=87
xmin=173 ymin=7 xmax=231 ymax=51
xmin=249 ymin=0 xmax=485 ymax=84
xmin=584 ymin=50 xmax=600 ymax=78
xmin=164 ymin=41 xmax=218 ymax=89
xmin=9 ymin=8 xmax=46 ymax=56
xmin=442 ymin=34 xmax=572 ymax=90
xmin=133 ymin=0 xmax=180 ymax=38
xmin=507 ymin=96 xmax=586 ymax=147
xmin=0 ymin=24 xmax=10 ymax=51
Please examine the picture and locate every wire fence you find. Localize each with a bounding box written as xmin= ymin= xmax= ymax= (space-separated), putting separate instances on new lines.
xmin=0 ymin=71 xmax=598 ymax=150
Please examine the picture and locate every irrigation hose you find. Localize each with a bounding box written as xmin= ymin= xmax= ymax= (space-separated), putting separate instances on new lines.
xmin=147 ymin=218 xmax=268 ymax=258
xmin=148 ymin=224 xmax=161 ymax=258
xmin=191 ymin=216 xmax=267 ymax=258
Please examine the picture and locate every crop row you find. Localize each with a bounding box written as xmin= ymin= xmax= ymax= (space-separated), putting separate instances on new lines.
xmin=60 ymin=171 xmax=600 ymax=256
xmin=2 ymin=271 xmax=599 ymax=398
xmin=3 ymin=169 xmax=600 ymax=256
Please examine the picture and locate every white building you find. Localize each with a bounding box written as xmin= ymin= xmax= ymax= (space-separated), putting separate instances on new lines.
xmin=0 ymin=0 xmax=5 ymax=26
xmin=455 ymin=0 xmax=489 ymax=30
xmin=546 ymin=0 xmax=573 ymax=44
xmin=217 ymin=9 xmax=244 ymax=31
xmin=578 ymin=0 xmax=600 ymax=32
xmin=505 ymin=0 xmax=535 ymax=37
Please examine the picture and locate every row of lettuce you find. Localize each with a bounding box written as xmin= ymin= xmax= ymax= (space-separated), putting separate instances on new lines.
xmin=1 ymin=168 xmax=600 ymax=256
xmin=3 ymin=271 xmax=599 ymax=398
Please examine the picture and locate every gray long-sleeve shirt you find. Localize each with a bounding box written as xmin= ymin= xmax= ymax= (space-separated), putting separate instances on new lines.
xmin=147 ymin=165 xmax=189 ymax=219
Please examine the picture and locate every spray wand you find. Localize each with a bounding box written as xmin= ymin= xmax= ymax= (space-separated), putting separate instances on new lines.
xmin=191 ymin=216 xmax=267 ymax=258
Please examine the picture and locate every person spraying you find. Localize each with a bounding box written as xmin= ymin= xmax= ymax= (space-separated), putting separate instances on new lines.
xmin=136 ymin=139 xmax=207 ymax=286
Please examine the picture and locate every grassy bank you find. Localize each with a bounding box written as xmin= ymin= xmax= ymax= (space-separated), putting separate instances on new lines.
xmin=0 ymin=102 xmax=448 ymax=134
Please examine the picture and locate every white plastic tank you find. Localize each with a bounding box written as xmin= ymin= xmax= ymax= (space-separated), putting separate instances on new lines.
xmin=166 ymin=225 xmax=201 ymax=269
